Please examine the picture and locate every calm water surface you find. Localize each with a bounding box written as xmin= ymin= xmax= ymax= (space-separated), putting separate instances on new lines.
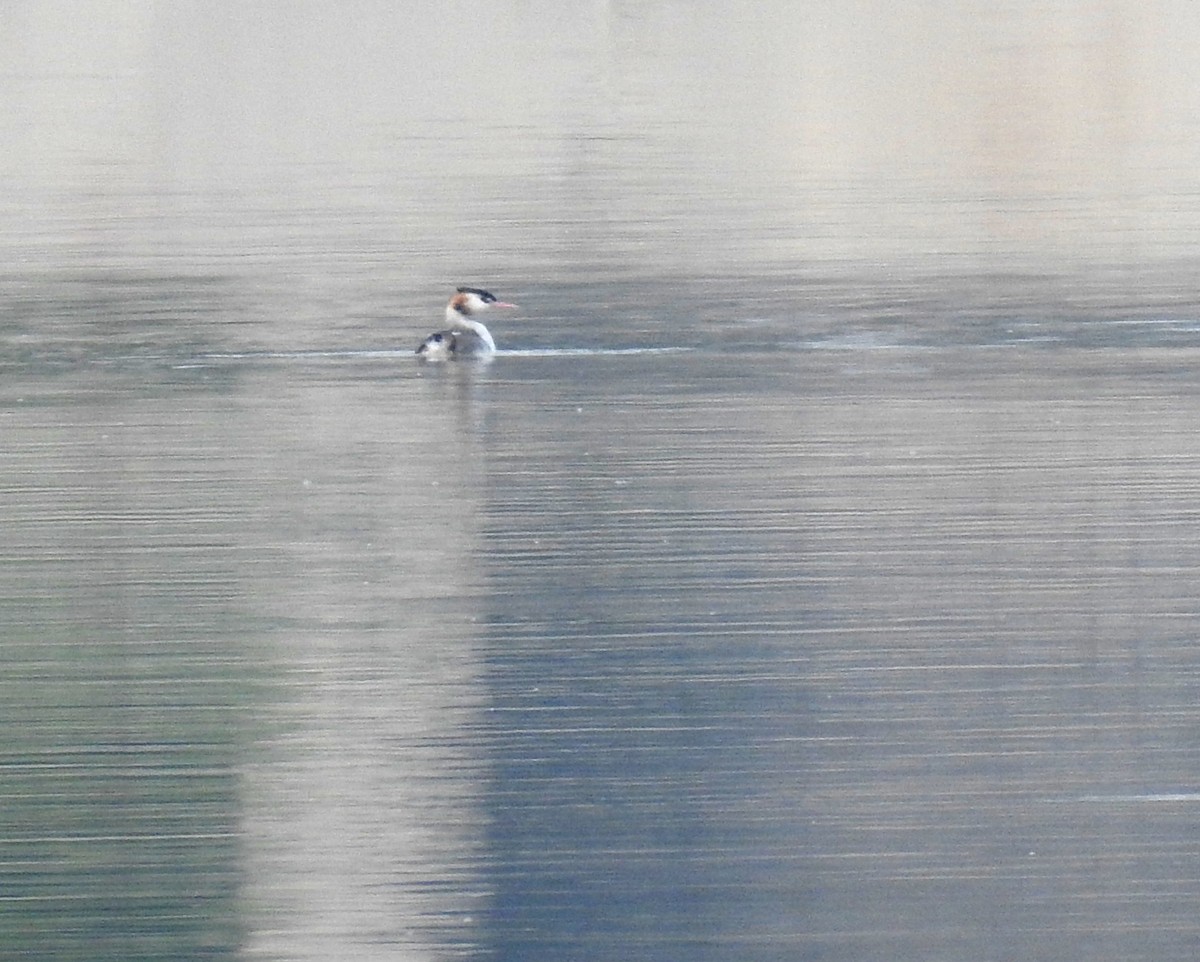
xmin=3 ymin=2 xmax=1200 ymax=961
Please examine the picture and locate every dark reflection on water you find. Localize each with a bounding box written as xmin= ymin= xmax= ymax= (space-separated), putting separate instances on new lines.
xmin=477 ymin=349 xmax=1200 ymax=961
xmin=0 ymin=370 xmax=254 ymax=960
xmin=5 ymin=1 xmax=1200 ymax=960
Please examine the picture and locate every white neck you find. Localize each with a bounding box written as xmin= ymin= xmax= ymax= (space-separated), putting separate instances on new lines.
xmin=448 ymin=313 xmax=496 ymax=351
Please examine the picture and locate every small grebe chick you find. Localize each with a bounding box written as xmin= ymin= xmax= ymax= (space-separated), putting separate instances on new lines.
xmin=416 ymin=287 xmax=517 ymax=359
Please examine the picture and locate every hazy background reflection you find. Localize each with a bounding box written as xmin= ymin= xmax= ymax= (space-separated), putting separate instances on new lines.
xmin=2 ymin=2 xmax=1200 ymax=960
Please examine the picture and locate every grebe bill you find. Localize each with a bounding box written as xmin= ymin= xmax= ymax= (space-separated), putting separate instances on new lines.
xmin=416 ymin=287 xmax=517 ymax=359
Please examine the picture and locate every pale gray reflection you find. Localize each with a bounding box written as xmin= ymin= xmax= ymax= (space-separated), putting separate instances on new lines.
xmin=230 ymin=361 xmax=494 ymax=960
xmin=4 ymin=1 xmax=1200 ymax=309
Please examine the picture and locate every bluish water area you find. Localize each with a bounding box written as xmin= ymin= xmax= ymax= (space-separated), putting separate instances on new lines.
xmin=3 ymin=3 xmax=1200 ymax=961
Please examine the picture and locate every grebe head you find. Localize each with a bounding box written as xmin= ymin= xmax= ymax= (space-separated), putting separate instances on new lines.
xmin=415 ymin=330 xmax=455 ymax=359
xmin=447 ymin=286 xmax=517 ymax=321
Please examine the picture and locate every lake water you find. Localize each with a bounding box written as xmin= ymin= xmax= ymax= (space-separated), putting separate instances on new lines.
xmin=4 ymin=2 xmax=1200 ymax=960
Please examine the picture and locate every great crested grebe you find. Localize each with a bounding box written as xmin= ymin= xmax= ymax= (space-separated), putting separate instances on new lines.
xmin=415 ymin=287 xmax=517 ymax=359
